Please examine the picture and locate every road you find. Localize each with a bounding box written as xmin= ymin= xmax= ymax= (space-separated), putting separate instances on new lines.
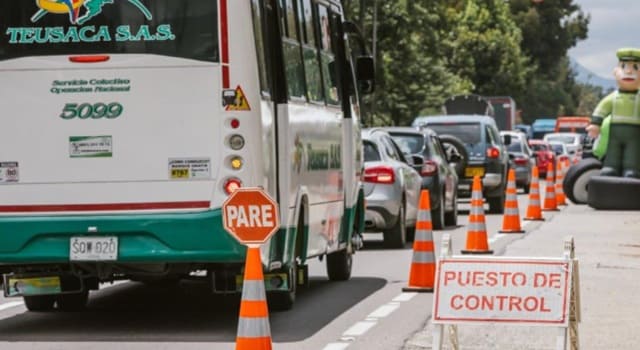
xmin=0 ymin=192 xmax=555 ymax=350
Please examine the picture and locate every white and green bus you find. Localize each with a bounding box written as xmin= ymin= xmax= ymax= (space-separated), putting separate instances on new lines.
xmin=0 ymin=0 xmax=373 ymax=311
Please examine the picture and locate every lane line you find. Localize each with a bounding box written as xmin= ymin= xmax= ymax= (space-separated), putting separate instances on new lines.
xmin=322 ymin=343 xmax=351 ymax=350
xmin=367 ymin=303 xmax=399 ymax=319
xmin=0 ymin=301 xmax=24 ymax=311
xmin=393 ymin=292 xmax=417 ymax=302
xmin=342 ymin=320 xmax=377 ymax=337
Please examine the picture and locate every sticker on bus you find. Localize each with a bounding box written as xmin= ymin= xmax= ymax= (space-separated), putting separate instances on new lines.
xmin=168 ymin=158 xmax=211 ymax=180
xmin=0 ymin=162 xmax=19 ymax=183
xmin=69 ymin=136 xmax=113 ymax=158
xmin=224 ymin=86 xmax=251 ymax=111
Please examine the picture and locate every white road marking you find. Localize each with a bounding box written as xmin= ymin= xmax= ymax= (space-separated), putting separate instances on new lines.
xmin=393 ymin=292 xmax=417 ymax=302
xmin=322 ymin=343 xmax=351 ymax=350
xmin=367 ymin=303 xmax=399 ymax=319
xmin=0 ymin=301 xmax=24 ymax=311
xmin=342 ymin=320 xmax=377 ymax=337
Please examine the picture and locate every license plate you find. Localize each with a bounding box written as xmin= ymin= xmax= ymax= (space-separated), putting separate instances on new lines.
xmin=464 ymin=166 xmax=485 ymax=177
xmin=70 ymin=236 xmax=118 ymax=261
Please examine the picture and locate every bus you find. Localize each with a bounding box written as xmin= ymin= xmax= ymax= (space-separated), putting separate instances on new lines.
xmin=0 ymin=0 xmax=373 ymax=311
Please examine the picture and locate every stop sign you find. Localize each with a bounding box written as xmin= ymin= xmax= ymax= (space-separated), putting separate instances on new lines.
xmin=222 ymin=187 xmax=280 ymax=245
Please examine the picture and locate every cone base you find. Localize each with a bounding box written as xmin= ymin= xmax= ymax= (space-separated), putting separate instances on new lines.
xmin=523 ymin=217 xmax=545 ymax=221
xmin=461 ymin=249 xmax=493 ymax=255
xmin=498 ymin=229 xmax=525 ymax=234
xmin=402 ymin=286 xmax=434 ymax=293
xmin=542 ymin=208 xmax=560 ymax=212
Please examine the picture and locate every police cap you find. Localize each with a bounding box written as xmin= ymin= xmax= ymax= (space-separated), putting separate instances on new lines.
xmin=617 ymin=48 xmax=640 ymax=62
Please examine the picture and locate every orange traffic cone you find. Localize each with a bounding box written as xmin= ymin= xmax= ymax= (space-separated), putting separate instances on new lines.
xmin=555 ymin=161 xmax=567 ymax=206
xmin=543 ymin=162 xmax=559 ymax=211
xmin=236 ymin=246 xmax=272 ymax=350
xmin=499 ymin=169 xmax=525 ymax=233
xmin=403 ymin=190 xmax=436 ymax=292
xmin=461 ymin=176 xmax=493 ymax=254
xmin=524 ymin=166 xmax=545 ymax=221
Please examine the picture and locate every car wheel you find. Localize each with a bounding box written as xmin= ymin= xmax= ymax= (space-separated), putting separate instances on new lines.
xmin=439 ymin=134 xmax=469 ymax=178
xmin=444 ymin=190 xmax=458 ymax=227
xmin=588 ymin=176 xmax=640 ymax=210
xmin=23 ymin=295 xmax=55 ymax=312
xmin=383 ymin=203 xmax=406 ymax=248
xmin=431 ymin=193 xmax=445 ymax=229
xmin=487 ymin=191 xmax=505 ymax=214
xmin=563 ymin=158 xmax=602 ymax=204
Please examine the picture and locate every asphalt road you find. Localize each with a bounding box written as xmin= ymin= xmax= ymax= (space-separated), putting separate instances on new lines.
xmin=0 ymin=192 xmax=539 ymax=350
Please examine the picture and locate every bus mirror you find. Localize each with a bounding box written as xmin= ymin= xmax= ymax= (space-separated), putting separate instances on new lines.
xmin=356 ymin=56 xmax=375 ymax=94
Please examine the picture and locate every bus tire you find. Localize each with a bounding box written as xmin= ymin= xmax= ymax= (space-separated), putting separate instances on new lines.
xmin=327 ymin=248 xmax=353 ymax=281
xmin=563 ymin=158 xmax=602 ymax=204
xmin=23 ymin=295 xmax=55 ymax=312
xmin=56 ymin=290 xmax=89 ymax=311
xmin=588 ymin=176 xmax=640 ymax=210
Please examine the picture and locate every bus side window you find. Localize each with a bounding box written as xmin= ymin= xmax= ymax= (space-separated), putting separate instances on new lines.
xmin=251 ymin=0 xmax=271 ymax=95
xmin=280 ymin=0 xmax=305 ymax=100
xmin=317 ymin=5 xmax=340 ymax=106
xmin=299 ymin=0 xmax=323 ymax=103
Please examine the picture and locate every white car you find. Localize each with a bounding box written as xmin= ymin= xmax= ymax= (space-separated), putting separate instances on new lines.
xmin=543 ymin=132 xmax=585 ymax=163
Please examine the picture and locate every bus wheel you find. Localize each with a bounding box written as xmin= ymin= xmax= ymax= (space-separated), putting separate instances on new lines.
xmin=267 ymin=263 xmax=297 ymax=312
xmin=23 ymin=295 xmax=55 ymax=312
xmin=327 ymin=248 xmax=353 ymax=281
xmin=56 ymin=290 xmax=89 ymax=311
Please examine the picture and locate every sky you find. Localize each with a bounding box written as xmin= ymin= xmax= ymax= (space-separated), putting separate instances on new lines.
xmin=569 ymin=0 xmax=640 ymax=79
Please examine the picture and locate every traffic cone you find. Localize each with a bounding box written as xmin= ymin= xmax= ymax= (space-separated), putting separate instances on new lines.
xmin=403 ymin=190 xmax=436 ymax=293
xmin=499 ymin=169 xmax=525 ymax=233
xmin=524 ymin=166 xmax=545 ymax=221
xmin=461 ymin=176 xmax=493 ymax=254
xmin=555 ymin=161 xmax=567 ymax=206
xmin=236 ymin=246 xmax=272 ymax=350
xmin=543 ymin=162 xmax=559 ymax=211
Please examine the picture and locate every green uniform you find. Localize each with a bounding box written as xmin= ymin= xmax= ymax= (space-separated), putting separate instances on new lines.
xmin=591 ymin=91 xmax=640 ymax=176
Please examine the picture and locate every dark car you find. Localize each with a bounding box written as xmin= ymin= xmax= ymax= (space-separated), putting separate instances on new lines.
xmin=501 ymin=131 xmax=536 ymax=193
xmin=412 ymin=115 xmax=510 ymax=213
xmin=384 ymin=127 xmax=460 ymax=229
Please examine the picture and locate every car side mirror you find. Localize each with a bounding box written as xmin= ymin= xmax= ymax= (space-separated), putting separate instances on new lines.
xmin=502 ymin=134 xmax=512 ymax=146
xmin=410 ymin=154 xmax=424 ymax=172
xmin=356 ymin=56 xmax=375 ymax=94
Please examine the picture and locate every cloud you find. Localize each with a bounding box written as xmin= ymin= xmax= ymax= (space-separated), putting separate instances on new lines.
xmin=569 ymin=0 xmax=640 ymax=78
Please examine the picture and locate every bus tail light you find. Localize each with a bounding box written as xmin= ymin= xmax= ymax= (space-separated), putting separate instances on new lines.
xmin=364 ymin=166 xmax=395 ymax=184
xmin=486 ymin=147 xmax=500 ymax=159
xmin=69 ymin=55 xmax=110 ymax=63
xmin=421 ymin=160 xmax=438 ymax=176
xmin=223 ymin=178 xmax=242 ymax=194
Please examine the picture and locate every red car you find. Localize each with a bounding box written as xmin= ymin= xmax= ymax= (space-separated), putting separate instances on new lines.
xmin=528 ymin=140 xmax=556 ymax=178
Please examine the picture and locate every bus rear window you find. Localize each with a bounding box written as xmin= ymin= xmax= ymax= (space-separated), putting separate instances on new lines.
xmin=0 ymin=0 xmax=218 ymax=62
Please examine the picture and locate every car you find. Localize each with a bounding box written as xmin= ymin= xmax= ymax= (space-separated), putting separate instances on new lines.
xmin=548 ymin=141 xmax=571 ymax=166
xmin=361 ymin=129 xmax=423 ymax=248
xmin=384 ymin=127 xmax=460 ymax=229
xmin=515 ymin=124 xmax=534 ymax=140
xmin=500 ymin=131 xmax=536 ymax=193
xmin=543 ymin=132 xmax=585 ymax=163
xmin=528 ymin=139 xmax=556 ymax=178
xmin=412 ymin=115 xmax=510 ymax=214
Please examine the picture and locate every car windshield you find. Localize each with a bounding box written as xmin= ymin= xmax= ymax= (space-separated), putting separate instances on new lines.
xmin=363 ymin=140 xmax=381 ymax=161
xmin=425 ymin=123 xmax=481 ymax=145
xmin=546 ymin=135 xmax=577 ymax=144
xmin=550 ymin=143 xmax=565 ymax=154
xmin=389 ymin=134 xmax=427 ymax=156
xmin=530 ymin=143 xmax=548 ymax=152
xmin=507 ymin=142 xmax=522 ymax=152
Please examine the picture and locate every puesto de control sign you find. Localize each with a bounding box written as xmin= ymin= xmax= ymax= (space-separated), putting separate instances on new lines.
xmin=433 ymin=258 xmax=572 ymax=326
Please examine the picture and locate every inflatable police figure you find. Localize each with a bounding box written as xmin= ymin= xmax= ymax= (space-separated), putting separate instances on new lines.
xmin=587 ymin=48 xmax=640 ymax=178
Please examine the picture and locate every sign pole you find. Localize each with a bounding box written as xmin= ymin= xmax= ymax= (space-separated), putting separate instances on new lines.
xmin=565 ymin=236 xmax=580 ymax=350
xmin=433 ymin=234 xmax=459 ymax=350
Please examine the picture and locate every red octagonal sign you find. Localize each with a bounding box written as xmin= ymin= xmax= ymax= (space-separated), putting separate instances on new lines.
xmin=222 ymin=187 xmax=280 ymax=245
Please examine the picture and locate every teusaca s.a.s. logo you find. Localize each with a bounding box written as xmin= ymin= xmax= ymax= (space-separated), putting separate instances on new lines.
xmin=31 ymin=0 xmax=152 ymax=25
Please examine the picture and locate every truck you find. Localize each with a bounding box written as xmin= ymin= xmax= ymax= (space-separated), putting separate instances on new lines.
xmin=486 ymin=96 xmax=517 ymax=131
